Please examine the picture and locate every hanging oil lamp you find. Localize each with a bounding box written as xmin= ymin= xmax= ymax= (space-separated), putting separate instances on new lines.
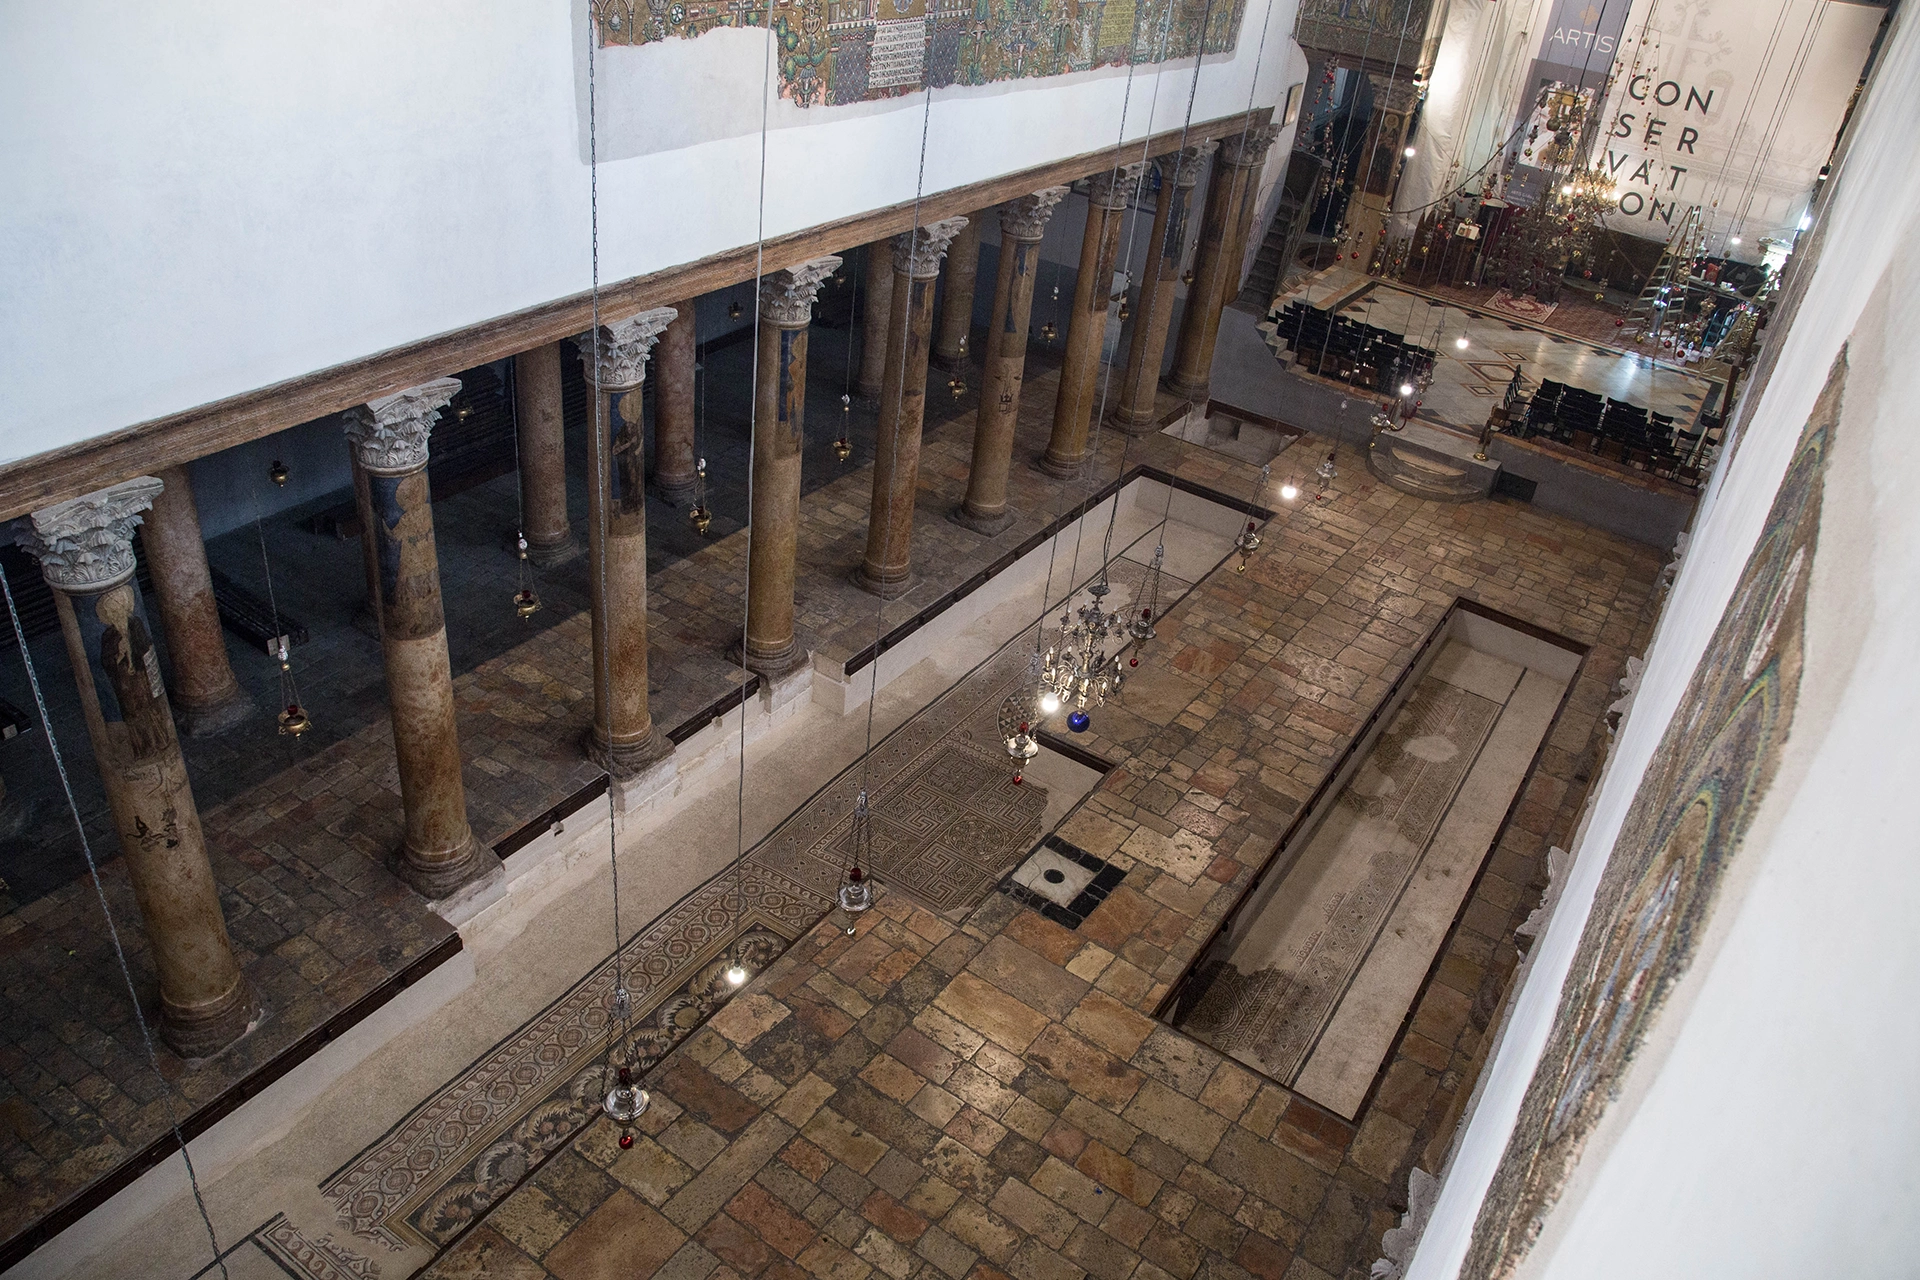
xmin=1233 ymin=464 xmax=1272 ymax=573
xmin=948 ymin=374 xmax=966 ymax=400
xmin=268 ymin=460 xmax=289 ymax=487
xmin=836 ymin=791 xmax=875 ymax=933
xmin=274 ymin=638 xmax=311 ymax=736
xmin=728 ymin=298 xmax=743 ymax=320
xmin=1040 ymin=320 xmax=1058 ymax=343
xmin=513 ymin=533 xmax=541 ymax=618
xmin=687 ymin=457 xmax=712 ymax=535
xmin=1005 ymin=718 xmax=1038 ymax=784
xmin=1314 ymin=450 xmax=1338 ymax=502
xmin=1128 ymin=543 xmax=1164 ymax=667
xmin=603 ymin=1063 xmax=649 ymax=1150
xmin=829 ymin=397 xmax=852 ymax=468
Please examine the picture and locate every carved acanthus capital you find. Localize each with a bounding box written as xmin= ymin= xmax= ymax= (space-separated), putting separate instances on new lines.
xmin=999 ymin=187 xmax=1070 ymax=241
xmin=343 ymin=377 xmax=462 ymax=474
xmin=1087 ymin=162 xmax=1150 ymax=210
xmin=760 ymin=255 xmax=843 ymax=326
xmin=1157 ymin=142 xmax=1216 ymax=189
xmin=15 ymin=477 xmax=165 ymax=592
xmin=1218 ymin=124 xmax=1282 ymax=168
xmin=891 ymin=217 xmax=969 ymax=278
xmin=577 ymin=306 xmax=681 ymax=391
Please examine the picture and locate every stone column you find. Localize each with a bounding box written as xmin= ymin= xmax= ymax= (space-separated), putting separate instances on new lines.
xmin=514 ymin=342 xmax=577 ymax=565
xmin=579 ymin=308 xmax=679 ymax=776
xmin=857 ymin=217 xmax=970 ymax=597
xmin=743 ymin=256 xmax=841 ymax=676
xmin=143 ymin=465 xmax=254 ymax=736
xmin=953 ymin=188 xmax=1069 ymax=535
xmin=855 ymin=239 xmax=894 ymax=400
xmin=1113 ymin=145 xmax=1213 ymax=432
xmin=1040 ymin=162 xmax=1147 ymax=477
xmin=930 ymin=215 xmax=984 ymax=371
xmin=653 ymin=303 xmax=699 ymax=503
xmin=17 ymin=479 xmax=257 ymax=1057
xmin=344 ymin=380 xmax=498 ymax=899
xmin=1168 ymin=125 xmax=1282 ymax=402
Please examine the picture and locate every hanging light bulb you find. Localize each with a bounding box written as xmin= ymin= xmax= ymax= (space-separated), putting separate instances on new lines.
xmin=1280 ymin=479 xmax=1300 ymax=502
xmin=268 ymin=460 xmax=289 ymax=487
xmin=1454 ymin=335 xmax=1469 ymax=349
xmin=725 ymin=962 xmax=748 ymax=986
xmin=1039 ymin=690 xmax=1062 ymax=716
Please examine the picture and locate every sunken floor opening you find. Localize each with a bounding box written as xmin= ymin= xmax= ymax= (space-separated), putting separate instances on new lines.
xmin=1173 ymin=602 xmax=1585 ymax=1119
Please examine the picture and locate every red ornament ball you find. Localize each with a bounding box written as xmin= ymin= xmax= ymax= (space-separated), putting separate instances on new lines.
xmin=1019 ymin=721 xmax=1030 ymax=733
xmin=1011 ymin=773 xmax=1024 ymax=785
xmin=1614 ymin=319 xmax=1624 ymax=327
xmin=1129 ymin=657 xmax=1139 ymax=668
xmin=619 ymin=1133 xmax=634 ymax=1150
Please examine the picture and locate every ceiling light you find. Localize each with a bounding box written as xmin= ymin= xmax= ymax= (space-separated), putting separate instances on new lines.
xmin=1729 ymin=236 xmax=1741 ymax=246
xmin=1039 ymin=690 xmax=1061 ymax=715
xmin=1454 ymin=336 xmax=1469 ymax=349
xmin=1560 ymin=184 xmax=1573 ymax=195
xmin=1798 ymin=213 xmax=1812 ymax=231
xmin=1280 ymin=482 xmax=1300 ymax=502
xmin=725 ymin=964 xmax=748 ymax=986
xmin=1403 ymin=146 xmax=1416 ymax=158
xmin=1399 ymin=383 xmax=1414 ymax=396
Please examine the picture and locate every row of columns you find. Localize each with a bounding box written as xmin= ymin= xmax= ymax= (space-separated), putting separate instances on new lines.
xmin=10 ymin=127 xmax=1278 ymax=1060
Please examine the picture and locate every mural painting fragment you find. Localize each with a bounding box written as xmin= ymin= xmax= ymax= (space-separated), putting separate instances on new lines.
xmin=1462 ymin=351 xmax=1841 ymax=1278
xmin=591 ymin=0 xmax=1246 ymax=107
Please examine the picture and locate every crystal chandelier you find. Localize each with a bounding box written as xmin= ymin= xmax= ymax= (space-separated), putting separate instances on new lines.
xmin=1038 ymin=578 xmax=1128 ymax=732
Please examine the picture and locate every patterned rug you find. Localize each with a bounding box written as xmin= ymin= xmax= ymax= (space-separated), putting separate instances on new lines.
xmin=1486 ymin=290 xmax=1559 ymax=324
xmin=1184 ymin=677 xmax=1501 ymax=1080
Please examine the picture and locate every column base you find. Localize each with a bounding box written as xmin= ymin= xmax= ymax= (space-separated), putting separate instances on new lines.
xmin=525 ymin=532 xmax=580 ymax=568
xmin=653 ymin=476 xmax=697 ymax=506
xmin=730 ymin=635 xmax=811 ymax=680
xmin=1164 ymin=374 xmax=1211 ymax=402
xmin=584 ymin=724 xmax=674 ymax=780
xmin=161 ymin=974 xmax=261 ymax=1061
xmin=174 ymin=685 xmax=257 ymax=738
xmin=851 ymin=564 xmax=916 ymax=600
xmin=1109 ymin=407 xmax=1164 ymax=437
xmin=949 ymin=503 xmax=1016 ymax=536
xmin=1035 ymin=451 xmax=1087 ymax=480
xmin=390 ymin=833 xmax=501 ymax=902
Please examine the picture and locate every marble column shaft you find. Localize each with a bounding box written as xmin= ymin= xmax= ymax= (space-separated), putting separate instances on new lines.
xmin=930 ymin=215 xmax=984 ymax=371
xmin=744 ymin=256 xmax=841 ymax=675
xmin=17 ymin=479 xmax=256 ymax=1057
xmin=346 ymin=381 xmax=495 ymax=899
xmin=143 ymin=465 xmax=254 ymax=736
xmin=1114 ymin=145 xmax=1211 ymax=431
xmin=856 ymin=239 xmax=895 ymax=400
xmin=956 ymin=189 xmax=1068 ymax=535
xmin=653 ymin=303 xmax=699 ymax=503
xmin=859 ymin=217 xmax=970 ymax=597
xmin=1041 ymin=163 xmax=1147 ymax=477
xmin=1168 ymin=126 xmax=1282 ymax=401
xmin=580 ymin=308 xmax=679 ymax=776
xmin=514 ymin=342 xmax=577 ymax=566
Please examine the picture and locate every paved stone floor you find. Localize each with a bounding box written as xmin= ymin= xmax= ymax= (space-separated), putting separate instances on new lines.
xmin=0 ymin=329 xmax=1206 ymax=1257
xmin=409 ymin=441 xmax=1665 ymax=1280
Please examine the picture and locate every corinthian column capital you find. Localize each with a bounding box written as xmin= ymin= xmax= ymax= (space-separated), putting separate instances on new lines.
xmin=14 ymin=477 xmax=166 ymax=592
xmin=343 ymin=377 xmax=462 ymax=473
xmin=1218 ymin=124 xmax=1282 ymax=168
xmin=578 ymin=306 xmax=681 ymax=392
xmin=1087 ymin=162 xmax=1151 ymax=210
xmin=1157 ymin=142 xmax=1216 ymax=188
xmin=891 ymin=217 xmax=970 ymax=278
xmin=760 ymin=255 xmax=844 ymax=326
xmin=1000 ymin=187 xmax=1070 ymax=241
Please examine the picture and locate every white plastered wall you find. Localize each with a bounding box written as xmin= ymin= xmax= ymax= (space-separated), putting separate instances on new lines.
xmin=0 ymin=0 xmax=1297 ymax=468
xmin=1405 ymin=8 xmax=1920 ymax=1277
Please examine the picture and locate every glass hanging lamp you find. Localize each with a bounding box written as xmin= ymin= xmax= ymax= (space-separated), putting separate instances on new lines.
xmin=275 ymin=638 xmax=311 ymax=736
xmin=513 ymin=532 xmax=541 ymax=618
xmin=834 ymin=394 xmax=854 ymax=462
xmin=836 ymin=790 xmax=875 ymax=933
xmin=687 ymin=457 xmax=712 ymax=534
